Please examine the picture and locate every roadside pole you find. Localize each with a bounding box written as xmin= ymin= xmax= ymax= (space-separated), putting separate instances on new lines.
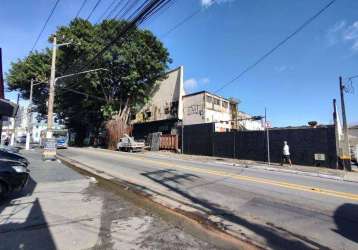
xmin=332 ymin=99 xmax=341 ymax=169
xmin=265 ymin=108 xmax=270 ymax=166
xmin=339 ymin=76 xmax=352 ymax=171
xmin=25 ymin=79 xmax=34 ymax=150
xmin=10 ymin=94 xmax=20 ymax=146
xmin=46 ymin=35 xmax=57 ymax=139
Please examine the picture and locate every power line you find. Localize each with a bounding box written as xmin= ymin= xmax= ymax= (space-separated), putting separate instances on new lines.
xmin=86 ymin=0 xmax=103 ymax=21
xmin=75 ymin=0 xmax=88 ymax=18
xmin=95 ymin=0 xmax=117 ymax=23
xmin=62 ymin=0 xmax=173 ymax=93
xmin=214 ymin=0 xmax=336 ymax=93
xmin=161 ymin=8 xmax=201 ymax=38
xmin=115 ymin=0 xmax=144 ymax=20
xmin=78 ymin=0 xmax=173 ymax=72
xmin=160 ymin=0 xmax=218 ymax=38
xmin=30 ymin=0 xmax=60 ymax=52
xmin=106 ymin=0 xmax=124 ymax=19
xmin=141 ymin=0 xmax=175 ymax=25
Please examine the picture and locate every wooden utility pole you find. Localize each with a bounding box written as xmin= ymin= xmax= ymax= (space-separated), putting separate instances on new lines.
xmin=47 ymin=35 xmax=57 ymax=139
xmin=25 ymin=79 xmax=34 ymax=150
xmin=339 ymin=76 xmax=352 ymax=171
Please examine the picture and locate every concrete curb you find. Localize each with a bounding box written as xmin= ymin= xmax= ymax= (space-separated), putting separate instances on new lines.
xmin=56 ymin=153 xmax=264 ymax=250
xmin=216 ymin=161 xmax=346 ymax=182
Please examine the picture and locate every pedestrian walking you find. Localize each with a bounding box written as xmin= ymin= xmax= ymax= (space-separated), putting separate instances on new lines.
xmin=281 ymin=141 xmax=292 ymax=167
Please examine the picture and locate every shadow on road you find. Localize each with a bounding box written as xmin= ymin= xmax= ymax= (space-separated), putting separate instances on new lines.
xmin=0 ymin=176 xmax=57 ymax=250
xmin=141 ymin=169 xmax=330 ymax=250
xmin=333 ymin=203 xmax=358 ymax=243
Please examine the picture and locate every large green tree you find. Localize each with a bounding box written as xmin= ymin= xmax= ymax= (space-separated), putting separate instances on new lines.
xmin=6 ymin=18 xmax=171 ymax=144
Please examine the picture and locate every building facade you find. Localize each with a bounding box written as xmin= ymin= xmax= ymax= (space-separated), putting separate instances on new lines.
xmin=237 ymin=111 xmax=265 ymax=131
xmin=133 ymin=66 xmax=185 ymax=123
xmin=182 ymin=91 xmax=237 ymax=132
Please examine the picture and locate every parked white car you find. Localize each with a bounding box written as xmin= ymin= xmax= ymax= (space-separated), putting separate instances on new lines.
xmin=117 ymin=134 xmax=145 ymax=152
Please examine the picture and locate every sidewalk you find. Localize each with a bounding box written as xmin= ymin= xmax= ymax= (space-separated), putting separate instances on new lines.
xmin=141 ymin=150 xmax=358 ymax=183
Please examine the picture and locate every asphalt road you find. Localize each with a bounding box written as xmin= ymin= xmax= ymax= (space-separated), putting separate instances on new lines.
xmin=60 ymin=147 xmax=358 ymax=250
xmin=0 ymin=149 xmax=217 ymax=250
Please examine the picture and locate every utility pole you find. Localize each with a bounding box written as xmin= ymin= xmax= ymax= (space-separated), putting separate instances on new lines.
xmin=25 ymin=79 xmax=34 ymax=150
xmin=47 ymin=35 xmax=57 ymax=139
xmin=265 ymin=108 xmax=270 ymax=166
xmin=10 ymin=94 xmax=20 ymax=146
xmin=339 ymin=76 xmax=351 ymax=171
xmin=333 ymin=99 xmax=340 ymax=169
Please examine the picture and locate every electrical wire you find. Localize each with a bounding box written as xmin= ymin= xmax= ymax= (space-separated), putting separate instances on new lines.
xmin=86 ymin=0 xmax=103 ymax=21
xmin=75 ymin=0 xmax=88 ymax=18
xmin=95 ymin=0 xmax=117 ymax=23
xmin=60 ymin=0 xmax=174 ymax=99
xmin=105 ymin=0 xmax=125 ymax=19
xmin=30 ymin=0 xmax=61 ymax=52
xmin=214 ymin=0 xmax=336 ymax=93
xmin=60 ymin=86 xmax=107 ymax=101
xmin=161 ymin=7 xmax=201 ymax=38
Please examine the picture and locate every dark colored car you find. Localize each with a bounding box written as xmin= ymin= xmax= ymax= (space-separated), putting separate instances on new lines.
xmin=0 ymin=161 xmax=30 ymax=197
xmin=0 ymin=145 xmax=20 ymax=154
xmin=0 ymin=150 xmax=29 ymax=167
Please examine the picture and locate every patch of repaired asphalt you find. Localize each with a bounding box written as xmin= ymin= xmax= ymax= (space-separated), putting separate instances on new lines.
xmin=85 ymin=183 xmax=218 ymax=250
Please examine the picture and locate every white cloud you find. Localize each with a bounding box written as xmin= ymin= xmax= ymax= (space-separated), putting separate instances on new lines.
xmin=201 ymin=77 xmax=210 ymax=84
xmin=343 ymin=21 xmax=358 ymax=51
xmin=184 ymin=77 xmax=210 ymax=92
xmin=327 ymin=20 xmax=346 ymax=46
xmin=274 ymin=65 xmax=287 ymax=73
xmin=200 ymin=0 xmax=234 ymax=7
xmin=184 ymin=78 xmax=198 ymax=91
xmin=327 ymin=20 xmax=358 ymax=51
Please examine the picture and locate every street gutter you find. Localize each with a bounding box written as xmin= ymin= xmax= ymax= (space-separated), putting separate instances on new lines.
xmin=56 ymin=154 xmax=261 ymax=250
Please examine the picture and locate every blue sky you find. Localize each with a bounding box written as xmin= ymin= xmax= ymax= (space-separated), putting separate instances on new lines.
xmin=0 ymin=0 xmax=357 ymax=126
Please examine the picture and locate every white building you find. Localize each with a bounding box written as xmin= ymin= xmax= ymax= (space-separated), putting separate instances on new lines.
xmin=237 ymin=111 xmax=265 ymax=131
xmin=182 ymin=91 xmax=236 ymax=132
xmin=1 ymin=106 xmax=28 ymax=141
xmin=131 ymin=66 xmax=263 ymax=134
xmin=1 ymin=105 xmax=65 ymax=143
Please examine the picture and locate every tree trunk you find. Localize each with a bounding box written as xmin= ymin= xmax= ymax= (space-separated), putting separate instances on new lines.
xmin=105 ymin=110 xmax=132 ymax=150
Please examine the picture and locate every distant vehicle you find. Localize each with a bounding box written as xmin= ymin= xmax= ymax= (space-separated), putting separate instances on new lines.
xmin=16 ymin=135 xmax=27 ymax=144
xmin=40 ymin=129 xmax=69 ymax=149
xmin=0 ymin=161 xmax=30 ymax=197
xmin=0 ymin=150 xmax=29 ymax=167
xmin=117 ymin=134 xmax=145 ymax=152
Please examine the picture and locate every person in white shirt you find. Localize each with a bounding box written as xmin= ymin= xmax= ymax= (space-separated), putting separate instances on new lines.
xmin=281 ymin=141 xmax=292 ymax=167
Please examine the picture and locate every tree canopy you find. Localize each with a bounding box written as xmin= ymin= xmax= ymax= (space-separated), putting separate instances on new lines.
xmin=6 ymin=18 xmax=171 ymax=142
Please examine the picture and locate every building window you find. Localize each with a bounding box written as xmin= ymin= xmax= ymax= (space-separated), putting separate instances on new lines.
xmin=222 ymin=101 xmax=228 ymax=108
xmin=214 ymin=98 xmax=220 ymax=105
xmin=146 ymin=111 xmax=152 ymax=118
xmin=206 ymin=95 xmax=213 ymax=104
